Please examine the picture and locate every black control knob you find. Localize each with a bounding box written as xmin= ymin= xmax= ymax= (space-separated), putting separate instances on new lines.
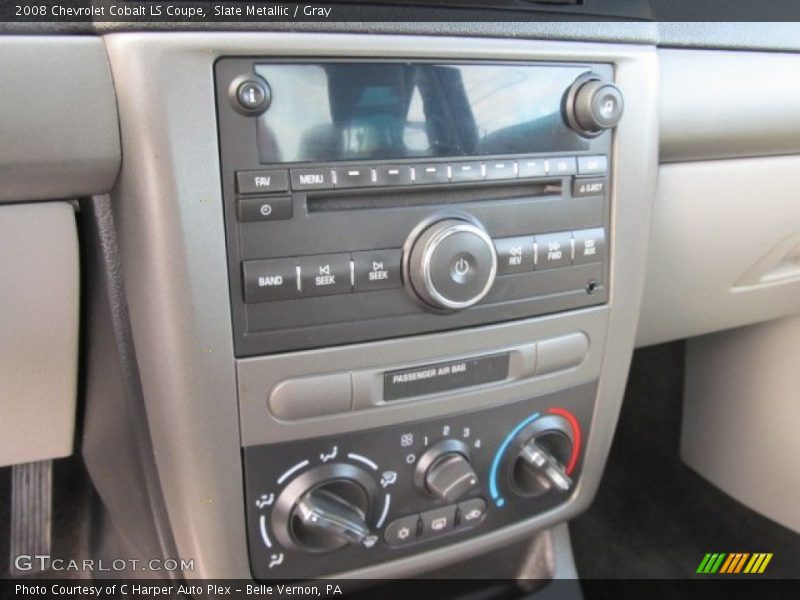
xmin=406 ymin=217 xmax=497 ymax=311
xmin=415 ymin=440 xmax=479 ymax=503
xmin=272 ymin=464 xmax=378 ymax=553
xmin=508 ymin=415 xmax=574 ymax=498
xmin=565 ymin=74 xmax=624 ymax=138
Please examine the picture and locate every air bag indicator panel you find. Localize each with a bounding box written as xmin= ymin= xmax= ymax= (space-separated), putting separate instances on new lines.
xmin=384 ymin=353 xmax=510 ymax=401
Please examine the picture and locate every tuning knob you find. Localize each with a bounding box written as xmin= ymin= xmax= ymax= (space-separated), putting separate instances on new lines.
xmin=272 ymin=464 xmax=378 ymax=553
xmin=406 ymin=216 xmax=497 ymax=311
xmin=415 ymin=440 xmax=479 ymax=503
xmin=565 ymin=74 xmax=624 ymax=138
xmin=509 ymin=415 xmax=574 ymax=497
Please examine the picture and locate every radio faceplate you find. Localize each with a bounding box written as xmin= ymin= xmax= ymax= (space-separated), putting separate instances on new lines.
xmin=216 ymin=59 xmax=614 ymax=356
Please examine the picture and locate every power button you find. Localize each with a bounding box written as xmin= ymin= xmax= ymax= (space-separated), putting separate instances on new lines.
xmin=408 ymin=218 xmax=498 ymax=311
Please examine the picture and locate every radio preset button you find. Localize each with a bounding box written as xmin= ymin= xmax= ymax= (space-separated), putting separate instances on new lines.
xmin=518 ymin=158 xmax=548 ymax=179
xmin=450 ymin=162 xmax=484 ymax=183
xmin=577 ymin=155 xmax=608 ymax=175
xmin=353 ymin=249 xmax=402 ymax=292
xmin=375 ymin=165 xmax=413 ymax=187
xmin=242 ymin=258 xmax=298 ymax=303
xmin=573 ymin=177 xmax=607 ymax=198
xmin=333 ymin=166 xmax=374 ymax=188
xmin=494 ymin=236 xmax=535 ymax=275
xmin=485 ymin=160 xmax=516 ymax=181
xmin=413 ymin=163 xmax=449 ymax=185
xmin=299 ymin=253 xmax=352 ymax=297
xmin=535 ymin=231 xmax=573 ymax=270
xmin=291 ymin=168 xmax=335 ymax=190
xmin=573 ymin=228 xmax=606 ymax=265
xmin=549 ymin=156 xmax=577 ymax=176
xmin=236 ymin=169 xmax=288 ymax=195
xmin=237 ymin=196 xmax=293 ymax=222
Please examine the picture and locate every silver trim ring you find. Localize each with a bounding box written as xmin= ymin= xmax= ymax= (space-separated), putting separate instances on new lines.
xmin=416 ymin=220 xmax=498 ymax=311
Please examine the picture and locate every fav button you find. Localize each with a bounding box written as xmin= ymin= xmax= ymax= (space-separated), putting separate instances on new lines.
xmin=236 ymin=169 xmax=289 ymax=194
xmin=420 ymin=505 xmax=457 ymax=539
xmin=535 ymin=231 xmax=573 ymax=270
xmin=237 ymin=196 xmax=293 ymax=222
xmin=353 ymin=249 xmax=403 ymax=292
xmin=384 ymin=514 xmax=420 ymax=547
xmin=299 ymin=253 xmax=352 ymax=297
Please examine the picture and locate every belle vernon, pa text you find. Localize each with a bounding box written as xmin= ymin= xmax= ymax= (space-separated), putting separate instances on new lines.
xmin=16 ymin=584 xmax=343 ymax=596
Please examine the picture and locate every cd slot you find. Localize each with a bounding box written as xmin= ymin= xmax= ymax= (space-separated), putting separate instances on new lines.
xmin=307 ymin=181 xmax=562 ymax=213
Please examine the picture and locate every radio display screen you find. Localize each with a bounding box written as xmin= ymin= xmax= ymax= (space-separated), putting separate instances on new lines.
xmin=254 ymin=62 xmax=591 ymax=164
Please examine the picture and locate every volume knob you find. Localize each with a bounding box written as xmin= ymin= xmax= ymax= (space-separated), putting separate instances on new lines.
xmin=407 ymin=218 xmax=497 ymax=311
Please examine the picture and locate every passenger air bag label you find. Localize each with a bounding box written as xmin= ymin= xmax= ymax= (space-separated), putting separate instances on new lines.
xmin=384 ymin=353 xmax=510 ymax=401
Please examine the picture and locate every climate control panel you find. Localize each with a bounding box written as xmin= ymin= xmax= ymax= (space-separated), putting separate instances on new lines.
xmin=243 ymin=382 xmax=594 ymax=580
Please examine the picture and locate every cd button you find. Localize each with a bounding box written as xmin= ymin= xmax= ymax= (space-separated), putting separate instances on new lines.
xmin=573 ymin=228 xmax=606 ymax=265
xmin=485 ymin=160 xmax=516 ymax=181
xmin=450 ymin=162 xmax=484 ymax=183
xmin=414 ymin=163 xmax=449 ymax=185
xmin=237 ymin=196 xmax=293 ymax=222
xmin=536 ymin=231 xmax=573 ymax=270
xmin=549 ymin=156 xmax=577 ymax=176
xmin=333 ymin=166 xmax=374 ymax=188
xmin=375 ymin=165 xmax=413 ymax=187
xmin=242 ymin=258 xmax=298 ymax=303
xmin=494 ymin=236 xmax=535 ymax=275
xmin=353 ymin=249 xmax=402 ymax=292
xmin=291 ymin=168 xmax=334 ymax=190
xmin=518 ymin=158 xmax=548 ymax=178
xmin=299 ymin=253 xmax=352 ymax=297
xmin=236 ymin=169 xmax=288 ymax=194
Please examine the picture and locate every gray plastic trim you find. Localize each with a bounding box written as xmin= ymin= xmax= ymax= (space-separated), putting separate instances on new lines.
xmin=660 ymin=49 xmax=800 ymax=163
xmin=0 ymin=37 xmax=120 ymax=203
xmin=682 ymin=316 xmax=800 ymax=534
xmin=103 ymin=32 xmax=658 ymax=579
xmin=637 ymin=156 xmax=800 ymax=347
xmin=0 ymin=202 xmax=79 ymax=467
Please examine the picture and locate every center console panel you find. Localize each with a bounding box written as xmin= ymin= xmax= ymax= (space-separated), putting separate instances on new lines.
xmin=105 ymin=33 xmax=658 ymax=580
xmin=216 ymin=57 xmax=625 ymax=579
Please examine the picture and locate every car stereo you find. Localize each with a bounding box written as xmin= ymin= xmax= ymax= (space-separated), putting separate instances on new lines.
xmin=216 ymin=59 xmax=620 ymax=357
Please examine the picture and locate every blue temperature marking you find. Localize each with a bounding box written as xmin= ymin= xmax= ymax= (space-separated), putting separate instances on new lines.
xmin=489 ymin=412 xmax=541 ymax=507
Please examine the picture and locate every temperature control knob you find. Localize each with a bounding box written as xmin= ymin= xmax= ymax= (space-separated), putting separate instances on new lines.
xmin=509 ymin=415 xmax=575 ymax=498
xmin=565 ymin=74 xmax=624 ymax=138
xmin=272 ymin=464 xmax=378 ymax=553
xmin=415 ymin=440 xmax=479 ymax=503
xmin=406 ymin=217 xmax=497 ymax=311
